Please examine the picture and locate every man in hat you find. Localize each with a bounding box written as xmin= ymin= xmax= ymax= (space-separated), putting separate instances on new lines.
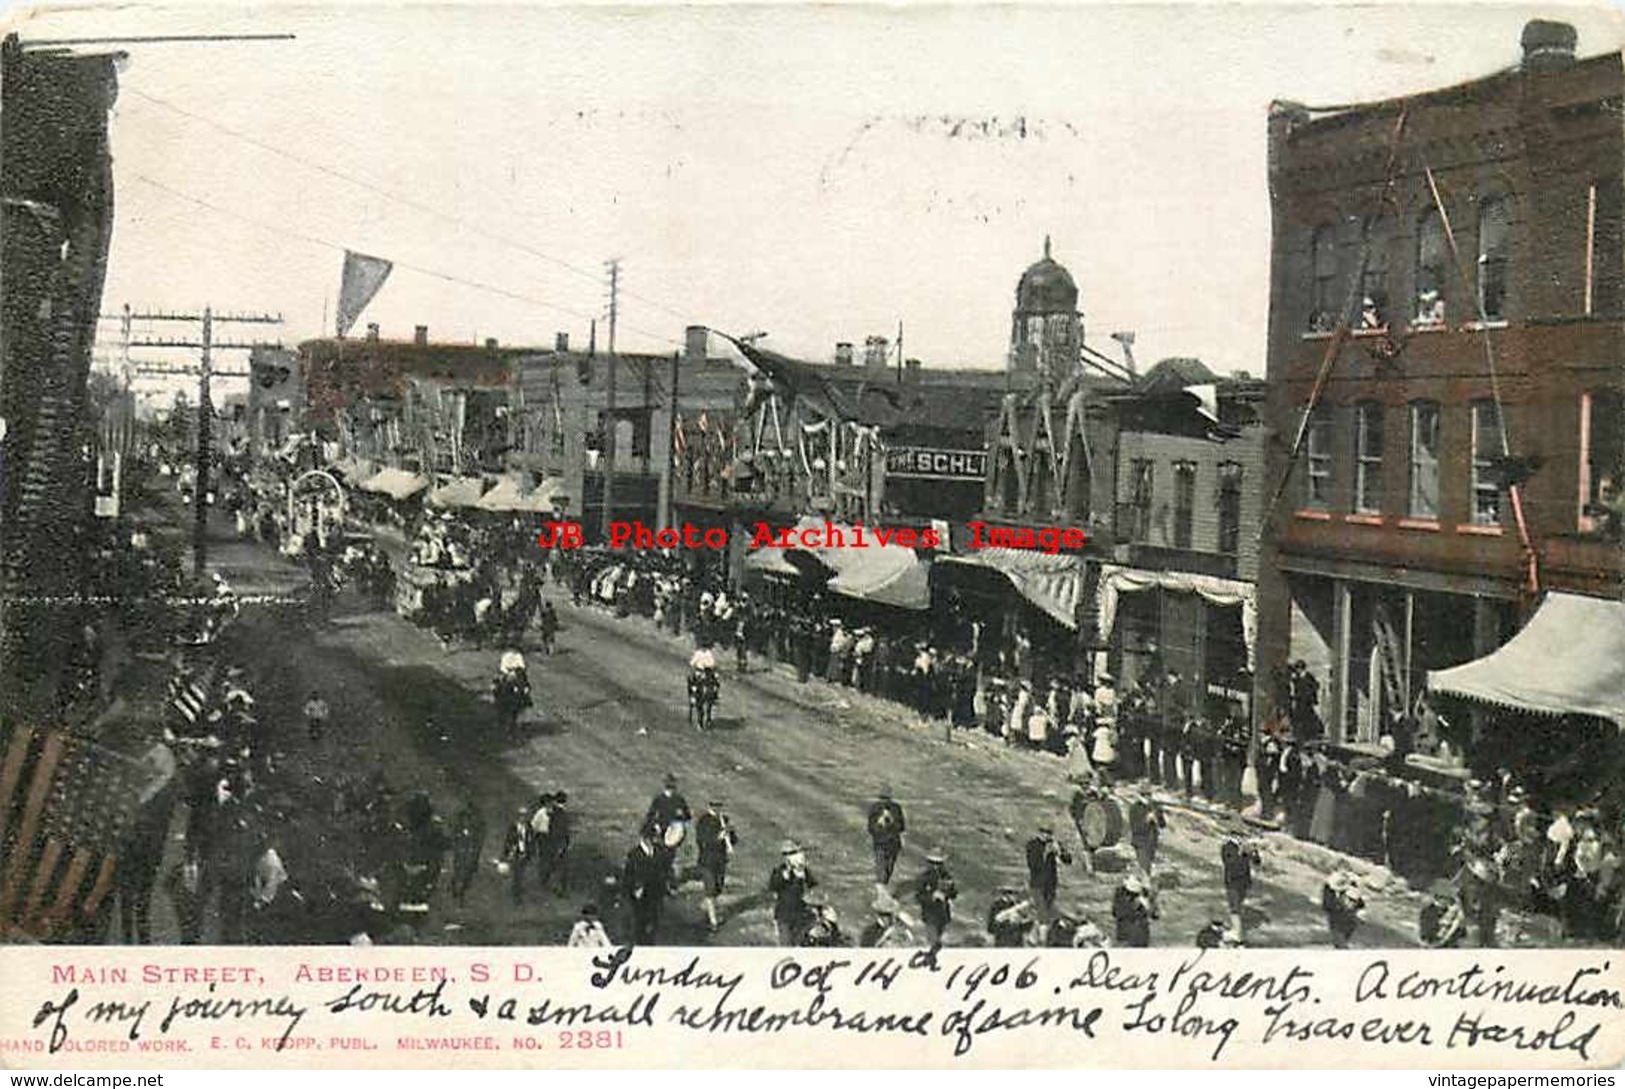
xmin=694 ymin=799 xmax=739 ymax=933
xmin=623 ymin=833 xmax=669 ymax=944
xmin=913 ymin=850 xmax=958 ymax=947
xmin=768 ymin=841 xmax=818 ymax=946
xmin=799 ymin=888 xmax=847 ymax=947
xmin=1025 ymin=821 xmax=1073 ymax=920
xmin=501 ymin=805 xmax=534 ymax=905
xmin=1113 ymin=873 xmax=1156 ymax=947
xmin=860 ymin=891 xmax=916 ymax=948
xmin=866 ymin=786 xmax=907 ymax=889
xmin=643 ymin=774 xmax=693 ymax=871
xmin=1219 ymin=818 xmax=1262 ymax=942
xmin=1127 ymin=785 xmax=1166 ymax=878
xmin=987 ymin=885 xmax=1036 ymax=948
xmin=536 ymin=791 xmax=573 ymax=897
xmin=568 ymin=903 xmax=612 ymax=947
xmin=448 ymin=798 xmax=486 ymax=907
xmin=1321 ymin=869 xmax=1365 ymax=948
xmin=302 ymin=690 xmax=330 ymax=744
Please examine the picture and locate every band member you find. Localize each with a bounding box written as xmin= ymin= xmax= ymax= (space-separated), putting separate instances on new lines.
xmin=1219 ymin=820 xmax=1262 ymax=942
xmin=799 ymin=889 xmax=847 ymax=947
xmin=643 ymin=773 xmax=693 ymax=880
xmin=1025 ymin=822 xmax=1073 ymax=920
xmin=987 ymin=885 xmax=1036 ymax=947
xmin=768 ymin=841 xmax=818 ymax=946
xmin=695 ymin=799 xmax=739 ymax=933
xmin=501 ymin=805 xmax=533 ymax=905
xmin=536 ymin=791 xmax=573 ymax=897
xmin=538 ymin=601 xmax=559 ymax=655
xmin=448 ymin=798 xmax=486 ymax=906
xmin=303 ymin=690 xmax=330 ymax=743
xmin=623 ymin=834 xmax=669 ymax=945
xmin=1113 ymin=873 xmax=1157 ymax=947
xmin=1322 ymin=869 xmax=1365 ymax=948
xmin=867 ymin=786 xmax=907 ymax=888
xmin=568 ymin=904 xmax=612 ymax=947
xmin=1127 ymin=786 xmax=1167 ymax=878
xmin=913 ymin=850 xmax=959 ymax=947
xmin=860 ymin=892 xmax=916 ymax=948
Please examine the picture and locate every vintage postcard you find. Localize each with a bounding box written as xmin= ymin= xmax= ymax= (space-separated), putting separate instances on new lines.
xmin=0 ymin=0 xmax=1621 ymax=1071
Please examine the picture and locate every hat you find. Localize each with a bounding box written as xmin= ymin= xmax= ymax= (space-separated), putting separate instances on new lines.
xmin=926 ymin=849 xmax=947 ymax=863
xmin=708 ymin=798 xmax=726 ymax=808
xmin=878 ymin=785 xmax=893 ymax=800
xmin=580 ymin=904 xmax=599 ymax=919
xmin=1037 ymin=821 xmax=1055 ymax=834
xmin=1123 ymin=874 xmax=1146 ymax=893
xmin=663 ymin=773 xmax=679 ymax=788
xmin=872 ymin=892 xmax=899 ymax=915
xmin=781 ymin=840 xmax=802 ymax=855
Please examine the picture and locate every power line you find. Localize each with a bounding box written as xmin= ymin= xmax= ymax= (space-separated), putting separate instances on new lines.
xmin=125 ymin=88 xmax=694 ymax=325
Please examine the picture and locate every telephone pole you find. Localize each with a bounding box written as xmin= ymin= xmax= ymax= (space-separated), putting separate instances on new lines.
xmin=119 ymin=306 xmax=281 ymax=575
xmin=600 ymin=258 xmax=620 ymax=543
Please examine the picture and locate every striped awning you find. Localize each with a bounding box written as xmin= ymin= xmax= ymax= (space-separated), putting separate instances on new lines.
xmin=938 ymin=547 xmax=1086 ymax=629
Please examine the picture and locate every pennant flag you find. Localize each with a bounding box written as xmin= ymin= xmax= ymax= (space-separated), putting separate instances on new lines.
xmin=336 ymin=250 xmax=393 ymax=338
xmin=1184 ymin=384 xmax=1220 ymax=424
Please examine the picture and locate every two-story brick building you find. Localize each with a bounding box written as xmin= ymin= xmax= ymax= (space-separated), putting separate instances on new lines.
xmin=1256 ymin=21 xmax=1624 ymax=763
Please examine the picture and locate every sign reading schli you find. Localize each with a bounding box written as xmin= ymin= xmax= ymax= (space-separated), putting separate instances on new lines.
xmin=885 ymin=446 xmax=987 ymax=480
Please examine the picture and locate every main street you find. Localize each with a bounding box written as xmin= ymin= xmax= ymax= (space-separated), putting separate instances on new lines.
xmin=164 ymin=520 xmax=1450 ymax=951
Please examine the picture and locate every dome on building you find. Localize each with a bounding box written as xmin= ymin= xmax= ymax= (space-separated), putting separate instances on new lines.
xmin=1015 ymin=236 xmax=1078 ymax=313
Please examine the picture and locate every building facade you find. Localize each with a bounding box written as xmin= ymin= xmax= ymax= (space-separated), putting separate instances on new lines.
xmin=1255 ymin=21 xmax=1625 ymax=753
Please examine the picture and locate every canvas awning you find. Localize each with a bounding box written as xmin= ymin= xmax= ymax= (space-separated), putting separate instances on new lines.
xmin=477 ymin=475 xmax=568 ymax=513
xmin=358 ymin=467 xmax=429 ymax=501
xmin=1427 ymin=592 xmax=1625 ymax=729
xmin=744 ymin=547 xmax=803 ymax=577
xmin=329 ymin=456 xmax=375 ymax=482
xmin=428 ymin=476 xmax=489 ymax=508
xmin=938 ymin=547 xmax=1086 ymax=629
xmin=1097 ymin=564 xmax=1257 ymax=670
xmin=826 ymin=548 xmax=930 ymax=611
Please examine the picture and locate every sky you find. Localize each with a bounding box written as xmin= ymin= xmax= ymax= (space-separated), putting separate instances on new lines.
xmin=7 ymin=1 xmax=1625 ymax=401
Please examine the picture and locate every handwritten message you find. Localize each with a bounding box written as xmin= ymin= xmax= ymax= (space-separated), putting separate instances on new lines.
xmin=1 ymin=948 xmax=1620 ymax=1069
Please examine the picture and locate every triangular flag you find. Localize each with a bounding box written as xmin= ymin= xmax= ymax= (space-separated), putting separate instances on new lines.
xmin=336 ymin=250 xmax=393 ymax=337
xmin=1184 ymin=383 xmax=1220 ymax=424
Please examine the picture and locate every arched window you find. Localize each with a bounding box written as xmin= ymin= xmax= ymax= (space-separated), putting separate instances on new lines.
xmin=1415 ymin=210 xmax=1448 ymax=326
xmin=1310 ymin=224 xmax=1338 ymax=331
xmin=1477 ymin=195 xmax=1511 ymax=321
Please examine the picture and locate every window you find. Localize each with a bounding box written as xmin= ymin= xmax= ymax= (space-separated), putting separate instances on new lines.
xmin=1415 ymin=209 xmax=1448 ymax=326
xmin=1590 ymin=177 xmax=1623 ymax=318
xmin=1470 ymin=399 xmax=1504 ymax=526
xmin=1477 ymin=195 xmax=1511 ymax=322
xmin=1359 ymin=216 xmax=1390 ymax=329
xmin=1408 ymin=401 xmax=1441 ymax=519
xmin=1579 ymin=390 xmax=1624 ymax=536
xmin=1305 ymin=409 xmax=1332 ymax=510
xmin=1129 ymin=459 xmax=1154 ymax=543
xmin=1310 ymin=224 xmax=1339 ymax=331
xmin=1354 ymin=402 xmax=1384 ymax=513
xmin=1173 ymin=461 xmax=1196 ymax=548
xmin=1216 ymin=462 xmax=1243 ymax=555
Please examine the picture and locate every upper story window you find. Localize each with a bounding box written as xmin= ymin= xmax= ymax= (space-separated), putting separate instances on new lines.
xmin=1354 ymin=401 xmax=1384 ymax=514
xmin=1470 ymin=399 xmax=1505 ymax=526
xmin=1415 ymin=209 xmax=1449 ymax=327
xmin=1408 ymin=401 xmax=1441 ymax=520
xmin=1579 ymin=389 xmax=1623 ymax=538
xmin=1172 ymin=461 xmax=1196 ymax=549
xmin=1359 ymin=216 xmax=1390 ymax=330
xmin=1304 ymin=408 xmax=1333 ymax=511
xmin=1309 ymin=224 xmax=1339 ymax=332
xmin=1216 ymin=461 xmax=1243 ymax=555
xmin=1128 ymin=459 xmax=1154 ymax=543
xmin=1477 ymin=195 xmax=1511 ymax=322
xmin=1588 ymin=177 xmax=1623 ymax=319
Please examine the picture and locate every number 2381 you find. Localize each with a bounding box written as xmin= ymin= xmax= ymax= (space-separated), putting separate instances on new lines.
xmin=559 ymin=1030 xmax=625 ymax=1049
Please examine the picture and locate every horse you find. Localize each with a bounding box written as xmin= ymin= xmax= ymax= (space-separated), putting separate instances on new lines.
xmin=688 ymin=668 xmax=720 ymax=731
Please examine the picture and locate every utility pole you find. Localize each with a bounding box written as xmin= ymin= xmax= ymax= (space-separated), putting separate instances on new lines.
xmin=896 ymin=319 xmax=904 ymax=381
xmin=666 ymin=350 xmax=680 ymax=530
xmin=600 ymin=258 xmax=620 ymax=543
xmin=119 ymin=306 xmax=281 ymax=576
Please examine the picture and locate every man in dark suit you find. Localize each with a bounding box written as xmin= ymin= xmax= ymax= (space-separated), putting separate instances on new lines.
xmin=622 ymin=834 xmax=669 ymax=944
xmin=501 ymin=805 xmax=533 ymax=905
xmin=768 ymin=841 xmax=818 ymax=946
xmin=694 ymin=799 xmax=738 ymax=933
xmin=866 ymin=786 xmax=907 ymax=888
xmin=1025 ymin=822 xmax=1073 ymax=920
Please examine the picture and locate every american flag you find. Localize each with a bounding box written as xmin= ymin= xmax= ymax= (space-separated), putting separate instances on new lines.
xmin=0 ymin=727 xmax=164 ymax=941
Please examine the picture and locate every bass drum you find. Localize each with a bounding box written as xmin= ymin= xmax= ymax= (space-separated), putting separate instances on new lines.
xmin=1075 ymin=795 xmax=1125 ymax=850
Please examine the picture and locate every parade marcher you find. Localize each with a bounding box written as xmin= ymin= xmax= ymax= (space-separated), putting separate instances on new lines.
xmin=913 ymin=850 xmax=959 ymax=947
xmin=1127 ymin=786 xmax=1167 ymax=878
xmin=852 ymin=627 xmax=877 ymax=693
xmin=695 ymin=798 xmax=739 ymax=933
xmin=860 ymin=891 xmax=916 ymax=948
xmin=449 ymin=799 xmax=486 ymax=906
xmin=866 ymin=786 xmax=907 ymax=888
xmin=1113 ymin=873 xmax=1157 ymax=948
xmin=568 ymin=903 xmax=612 ymax=947
xmin=538 ymin=601 xmax=559 ymax=655
xmin=623 ymin=834 xmax=669 ymax=944
xmin=1219 ymin=819 xmax=1262 ymax=942
xmin=1322 ymin=869 xmax=1365 ymax=948
xmin=1025 ymin=821 xmax=1073 ymax=920
xmin=799 ymin=889 xmax=848 ymax=947
xmin=303 ymin=690 xmax=330 ymax=743
xmin=536 ymin=792 xmax=573 ymax=897
xmin=501 ymin=805 xmax=534 ymax=905
xmin=768 ymin=841 xmax=818 ymax=946
xmin=643 ymin=773 xmax=693 ymax=879
xmin=987 ymin=885 xmax=1036 ymax=948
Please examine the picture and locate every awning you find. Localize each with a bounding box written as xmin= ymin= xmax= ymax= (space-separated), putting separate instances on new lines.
xmin=1097 ymin=564 xmax=1257 ymax=670
xmin=329 ymin=456 xmax=375 ymax=482
xmin=938 ymin=547 xmax=1085 ymax=629
xmin=827 ymin=549 xmax=930 ymax=611
xmin=477 ymin=475 xmax=567 ymax=513
xmin=428 ymin=476 xmax=488 ymax=509
xmin=1428 ymin=592 xmax=1625 ymax=729
xmin=358 ymin=467 xmax=429 ymax=500
xmin=744 ymin=547 xmax=802 ymax=577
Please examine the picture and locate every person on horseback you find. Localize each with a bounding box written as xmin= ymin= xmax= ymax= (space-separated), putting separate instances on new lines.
xmin=493 ymin=650 xmax=533 ymax=737
xmin=688 ymin=646 xmax=720 ymax=730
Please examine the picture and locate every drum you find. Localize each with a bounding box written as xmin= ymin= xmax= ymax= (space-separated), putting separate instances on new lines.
xmin=663 ymin=821 xmax=689 ymax=849
xmin=1075 ymin=795 xmax=1125 ymax=850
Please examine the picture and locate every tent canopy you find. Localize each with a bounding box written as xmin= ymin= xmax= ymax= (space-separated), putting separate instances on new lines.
xmin=744 ymin=547 xmax=802 ymax=577
xmin=358 ymin=467 xmax=429 ymax=500
xmin=477 ymin=475 xmax=566 ymax=513
xmin=428 ymin=476 xmax=488 ymax=508
xmin=938 ymin=547 xmax=1085 ymax=628
xmin=743 ymin=517 xmax=931 ymax=609
xmin=1427 ymin=592 xmax=1625 ymax=729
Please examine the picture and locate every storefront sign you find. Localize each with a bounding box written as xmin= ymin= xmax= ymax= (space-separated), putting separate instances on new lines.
xmin=884 ymin=446 xmax=986 ymax=480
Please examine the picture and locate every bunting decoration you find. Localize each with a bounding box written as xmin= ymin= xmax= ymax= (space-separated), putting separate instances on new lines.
xmin=335 ymin=250 xmax=393 ymax=338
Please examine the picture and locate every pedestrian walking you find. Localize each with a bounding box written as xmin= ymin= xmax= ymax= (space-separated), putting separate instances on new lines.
xmin=623 ymin=834 xmax=669 ymax=944
xmin=536 ymin=792 xmax=573 ymax=897
xmin=913 ymin=850 xmax=958 ymax=947
xmin=303 ymin=690 xmax=330 ymax=743
xmin=987 ymin=885 xmax=1036 ymax=947
xmin=1127 ymin=786 xmax=1166 ymax=878
xmin=1219 ymin=820 xmax=1262 ymax=942
xmin=538 ymin=601 xmax=559 ymax=655
xmin=1322 ymin=869 xmax=1365 ymax=948
xmin=1025 ymin=822 xmax=1073 ymax=920
xmin=866 ymin=786 xmax=907 ymax=888
xmin=449 ymin=799 xmax=486 ymax=906
xmin=501 ymin=805 xmax=533 ymax=905
xmin=768 ymin=841 xmax=818 ymax=946
xmin=1113 ymin=873 xmax=1157 ymax=947
xmin=695 ymin=799 xmax=739 ymax=933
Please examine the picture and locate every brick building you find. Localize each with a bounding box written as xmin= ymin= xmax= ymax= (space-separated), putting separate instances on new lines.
xmin=1255 ymin=21 xmax=1625 ymax=760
